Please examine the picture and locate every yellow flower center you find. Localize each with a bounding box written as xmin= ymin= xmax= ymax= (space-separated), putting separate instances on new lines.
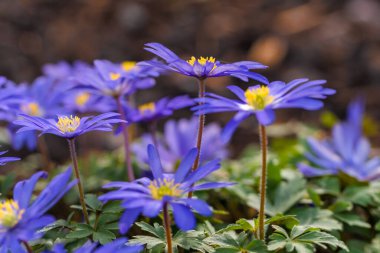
xmin=138 ymin=102 xmax=156 ymax=113
xmin=244 ymin=86 xmax=274 ymax=110
xmin=75 ymin=92 xmax=91 ymax=106
xmin=187 ymin=56 xmax=217 ymax=70
xmin=22 ymin=102 xmax=42 ymax=116
xmin=148 ymin=178 xmax=183 ymax=200
xmin=56 ymin=115 xmax=81 ymax=133
xmin=0 ymin=200 xmax=24 ymax=228
xmin=109 ymin=72 xmax=121 ymax=81
xmin=121 ymin=61 xmax=136 ymax=72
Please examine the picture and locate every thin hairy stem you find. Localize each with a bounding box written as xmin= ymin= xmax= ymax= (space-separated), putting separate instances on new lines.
xmin=116 ymin=97 xmax=135 ymax=181
xmin=258 ymin=124 xmax=268 ymax=240
xmin=163 ymin=203 xmax=173 ymax=253
xmin=68 ymin=139 xmax=90 ymax=225
xmin=188 ymin=78 xmax=206 ymax=198
xmin=22 ymin=240 xmax=33 ymax=253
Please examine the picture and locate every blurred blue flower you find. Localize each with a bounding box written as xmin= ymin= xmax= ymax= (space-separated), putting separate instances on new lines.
xmin=193 ymin=79 xmax=335 ymax=142
xmin=62 ymin=90 xmax=116 ymax=114
xmin=45 ymin=238 xmax=142 ymax=253
xmin=14 ymin=112 xmax=124 ymax=139
xmin=75 ymin=60 xmax=161 ymax=99
xmin=143 ymin=42 xmax=268 ymax=83
xmin=126 ymin=95 xmax=194 ymax=124
xmin=0 ymin=150 xmax=20 ymax=166
xmin=132 ymin=117 xmax=228 ymax=172
xmin=0 ymin=168 xmax=76 ymax=252
xmin=298 ymin=99 xmax=380 ymax=181
xmin=0 ymin=77 xmax=23 ymax=122
xmin=99 ymin=145 xmax=233 ymax=233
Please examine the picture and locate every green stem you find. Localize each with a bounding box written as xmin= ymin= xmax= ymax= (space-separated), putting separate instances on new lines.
xmin=68 ymin=139 xmax=90 ymax=225
xmin=21 ymin=240 xmax=33 ymax=253
xmin=163 ymin=203 xmax=173 ymax=253
xmin=188 ymin=78 xmax=206 ymax=198
xmin=116 ymin=97 xmax=135 ymax=181
xmin=258 ymin=124 xmax=268 ymax=240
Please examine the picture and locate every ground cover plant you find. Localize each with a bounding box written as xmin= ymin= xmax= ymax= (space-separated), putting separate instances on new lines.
xmin=0 ymin=42 xmax=379 ymax=253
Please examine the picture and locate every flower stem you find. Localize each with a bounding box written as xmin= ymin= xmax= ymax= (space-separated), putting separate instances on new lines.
xmin=163 ymin=202 xmax=173 ymax=253
xmin=67 ymin=139 xmax=90 ymax=225
xmin=116 ymin=97 xmax=135 ymax=181
xmin=258 ymin=124 xmax=268 ymax=240
xmin=188 ymin=78 xmax=206 ymax=198
xmin=21 ymin=240 xmax=33 ymax=253
xmin=37 ymin=135 xmax=51 ymax=170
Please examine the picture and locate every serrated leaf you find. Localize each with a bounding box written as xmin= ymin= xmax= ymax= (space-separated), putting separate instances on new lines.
xmin=93 ymin=229 xmax=116 ymax=244
xmin=135 ymin=222 xmax=166 ymax=239
xmin=85 ymin=194 xmax=103 ymax=211
xmin=66 ymin=223 xmax=93 ymax=239
xmin=102 ymin=201 xmax=124 ymax=214
xmin=334 ymin=213 xmax=371 ymax=228
xmin=289 ymin=207 xmax=342 ymax=231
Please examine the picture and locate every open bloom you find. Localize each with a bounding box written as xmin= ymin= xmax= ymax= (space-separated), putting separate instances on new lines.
xmin=45 ymin=238 xmax=142 ymax=253
xmin=99 ymin=145 xmax=233 ymax=233
xmin=125 ymin=95 xmax=194 ymax=123
xmin=298 ymin=99 xmax=380 ymax=181
xmin=0 ymin=150 xmax=20 ymax=166
xmin=14 ymin=112 xmax=124 ymax=139
xmin=75 ymin=60 xmax=161 ymax=99
xmin=142 ymin=43 xmax=268 ymax=83
xmin=132 ymin=117 xmax=228 ymax=171
xmin=0 ymin=168 xmax=76 ymax=252
xmin=193 ymin=79 xmax=335 ymax=142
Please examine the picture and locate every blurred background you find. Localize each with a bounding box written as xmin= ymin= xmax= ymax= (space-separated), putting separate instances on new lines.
xmin=0 ymin=0 xmax=379 ymax=153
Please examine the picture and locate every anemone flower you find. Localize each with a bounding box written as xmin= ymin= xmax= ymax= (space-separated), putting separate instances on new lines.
xmin=132 ymin=117 xmax=228 ymax=172
xmin=0 ymin=168 xmax=76 ymax=253
xmin=14 ymin=112 xmax=124 ymax=225
xmin=44 ymin=238 xmax=142 ymax=253
xmin=193 ymin=78 xmax=335 ymax=240
xmin=0 ymin=150 xmax=20 ymax=166
xmin=142 ymin=43 xmax=268 ymax=187
xmin=298 ymin=99 xmax=380 ymax=181
xmin=99 ymin=145 xmax=233 ymax=253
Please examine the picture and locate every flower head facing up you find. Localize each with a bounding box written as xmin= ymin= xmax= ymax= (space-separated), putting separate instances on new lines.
xmin=99 ymin=145 xmax=233 ymax=233
xmin=0 ymin=168 xmax=76 ymax=252
xmin=75 ymin=59 xmax=161 ymax=100
xmin=126 ymin=95 xmax=195 ymax=124
xmin=0 ymin=200 xmax=24 ymax=228
xmin=14 ymin=112 xmax=124 ymax=139
xmin=193 ymin=78 xmax=336 ymax=142
xmin=298 ymin=99 xmax=380 ymax=181
xmin=143 ymin=42 xmax=268 ymax=83
xmin=132 ymin=117 xmax=228 ymax=172
xmin=0 ymin=150 xmax=20 ymax=166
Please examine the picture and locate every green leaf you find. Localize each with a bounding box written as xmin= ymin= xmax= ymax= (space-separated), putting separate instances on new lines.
xmin=85 ymin=194 xmax=103 ymax=211
xmin=268 ymin=225 xmax=348 ymax=253
xmin=66 ymin=224 xmax=93 ymax=239
xmin=329 ymin=200 xmax=353 ymax=213
xmin=135 ymin=222 xmax=166 ymax=239
xmin=289 ymin=207 xmax=342 ymax=231
xmin=173 ymin=230 xmax=214 ymax=253
xmin=334 ymin=213 xmax=371 ymax=228
xmin=307 ymin=187 xmax=322 ymax=207
xmin=93 ymin=229 xmax=116 ymax=244
xmin=102 ymin=201 xmax=124 ymax=214
xmin=375 ymin=221 xmax=380 ymax=231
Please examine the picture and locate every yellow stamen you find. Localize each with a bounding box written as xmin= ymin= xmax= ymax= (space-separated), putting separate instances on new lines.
xmin=0 ymin=199 xmax=24 ymax=228
xmin=22 ymin=102 xmax=42 ymax=116
xmin=109 ymin=72 xmax=121 ymax=81
xmin=56 ymin=115 xmax=81 ymax=133
xmin=75 ymin=92 xmax=90 ymax=106
xmin=121 ymin=61 xmax=136 ymax=71
xmin=138 ymin=102 xmax=156 ymax=113
xmin=148 ymin=178 xmax=183 ymax=200
xmin=244 ymin=86 xmax=274 ymax=110
xmin=187 ymin=56 xmax=217 ymax=70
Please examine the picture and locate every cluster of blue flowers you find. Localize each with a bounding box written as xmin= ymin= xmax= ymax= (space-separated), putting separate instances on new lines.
xmin=2 ymin=42 xmax=377 ymax=252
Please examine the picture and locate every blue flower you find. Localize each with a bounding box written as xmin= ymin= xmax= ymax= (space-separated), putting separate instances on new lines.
xmin=62 ymin=90 xmax=116 ymax=114
xmin=45 ymin=238 xmax=142 ymax=253
xmin=99 ymin=145 xmax=233 ymax=233
xmin=0 ymin=150 xmax=20 ymax=166
xmin=14 ymin=112 xmax=124 ymax=139
xmin=75 ymin=60 xmax=161 ymax=99
xmin=0 ymin=77 xmax=23 ymax=122
xmin=126 ymin=95 xmax=195 ymax=123
xmin=142 ymin=42 xmax=268 ymax=83
xmin=298 ymin=99 xmax=380 ymax=181
xmin=0 ymin=168 xmax=76 ymax=252
xmin=132 ymin=117 xmax=228 ymax=172
xmin=193 ymin=79 xmax=335 ymax=142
